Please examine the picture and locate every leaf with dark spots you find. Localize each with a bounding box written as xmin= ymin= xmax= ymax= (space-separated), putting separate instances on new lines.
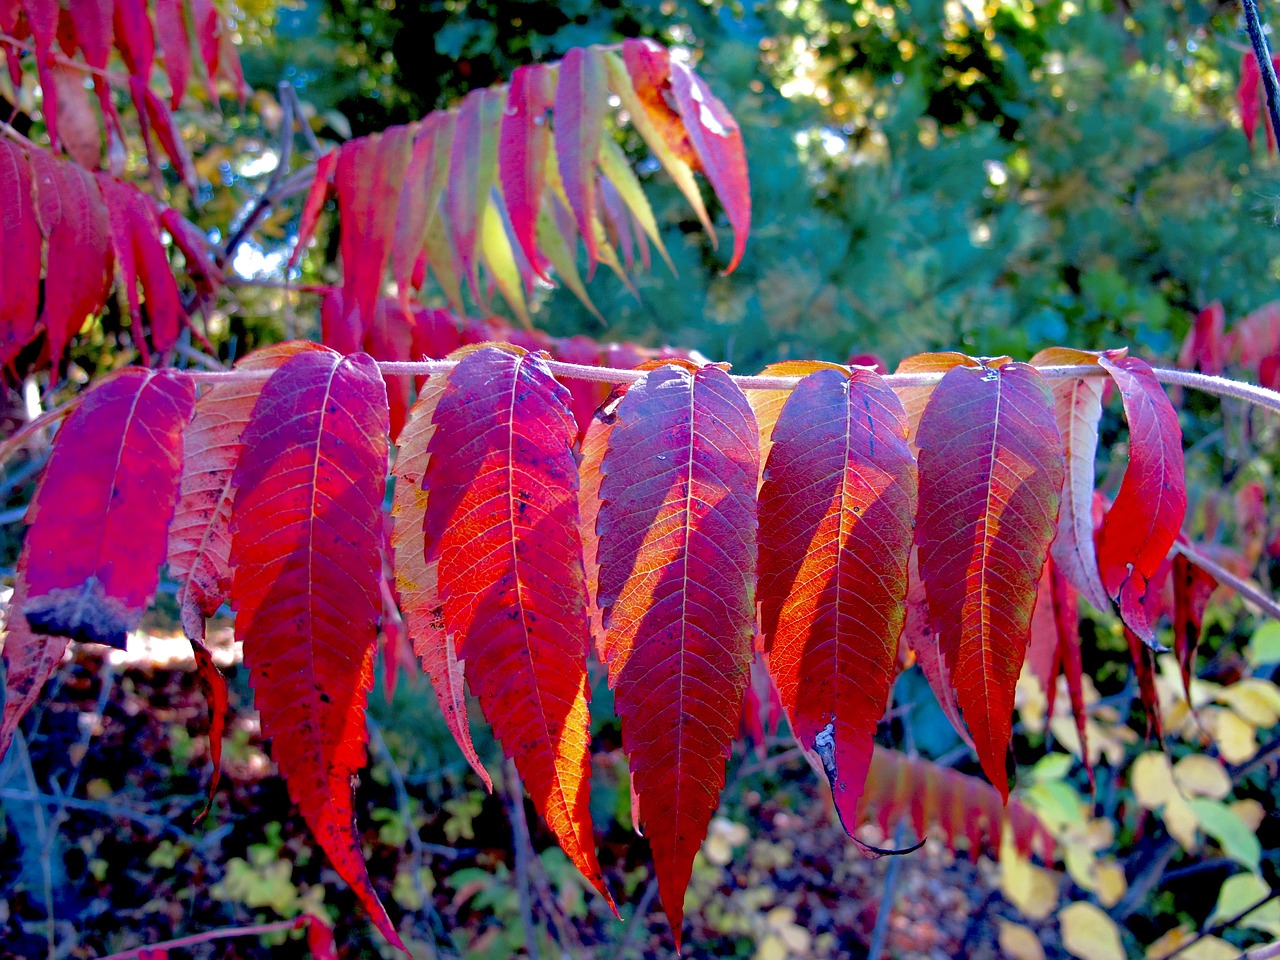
xmin=21 ymin=369 xmax=194 ymax=648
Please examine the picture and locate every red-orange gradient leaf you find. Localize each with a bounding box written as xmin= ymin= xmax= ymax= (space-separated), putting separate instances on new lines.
xmin=501 ymin=63 xmax=555 ymax=281
xmin=22 ymin=369 xmax=194 ymax=648
xmin=915 ymin=363 xmax=1063 ymax=797
xmin=421 ymin=348 xmax=608 ymax=901
xmin=228 ymin=349 xmax=402 ymax=950
xmin=167 ymin=342 xmax=325 ymax=641
xmin=1095 ymin=356 xmax=1187 ymax=645
xmin=289 ymin=149 xmax=337 ymax=271
xmin=555 ymin=45 xmax=609 ymax=278
xmin=390 ymin=374 xmax=492 ymax=790
xmin=1172 ymin=552 xmax=1218 ymax=702
xmin=758 ymin=368 xmax=916 ymax=830
xmin=596 ymin=363 xmax=759 ymax=939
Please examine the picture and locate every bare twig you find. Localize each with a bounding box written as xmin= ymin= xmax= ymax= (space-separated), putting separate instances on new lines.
xmin=0 ymin=788 xmax=190 ymax=838
xmin=94 ymin=918 xmax=311 ymax=960
xmin=504 ymin=759 xmax=544 ymax=960
xmin=1164 ymin=889 xmax=1280 ymax=960
xmin=866 ymin=823 xmax=910 ymax=960
xmin=618 ymin=874 xmax=660 ymax=959
xmin=1173 ymin=540 xmax=1280 ymax=622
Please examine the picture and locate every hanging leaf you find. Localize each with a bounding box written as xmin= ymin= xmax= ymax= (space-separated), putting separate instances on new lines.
xmin=0 ymin=141 xmax=42 ymax=369
xmin=555 ymin=45 xmax=609 ymax=278
xmin=669 ymin=60 xmax=750 ymax=274
xmin=190 ymin=637 xmax=227 ymax=818
xmin=445 ymin=88 xmax=502 ymax=303
xmin=1125 ymin=627 xmax=1163 ymax=741
xmin=892 ymin=351 xmax=980 ymax=451
xmin=422 ymin=347 xmax=608 ymax=900
xmin=596 ymin=135 xmax=674 ymax=274
xmin=1095 ymin=355 xmax=1187 ymax=646
xmin=758 ymin=368 xmax=916 ymax=830
xmin=228 ymin=348 xmax=402 ymax=950
xmin=596 ymin=362 xmax=758 ymax=941
xmin=577 ymin=390 xmax=624 ymax=657
xmin=915 ymin=362 xmax=1064 ymax=797
xmin=500 ymin=62 xmax=555 ymax=281
xmin=1172 ymin=552 xmax=1218 ymax=702
xmin=336 ymin=127 xmax=413 ymax=340
xmin=289 ymin=149 xmax=337 ymax=271
xmin=153 ymin=0 xmax=191 ymax=108
xmin=30 ymin=151 xmax=113 ymax=370
xmin=24 ymin=0 xmax=62 ymax=151
xmin=391 ymin=119 xmax=440 ymax=305
xmin=167 ymin=342 xmax=326 ymax=641
xmin=746 ymin=360 xmax=848 ymax=484
xmin=21 ymin=369 xmax=194 ymax=647
xmin=390 ymin=372 xmax=492 ymax=790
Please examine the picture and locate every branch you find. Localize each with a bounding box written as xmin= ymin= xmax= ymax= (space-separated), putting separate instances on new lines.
xmin=1173 ymin=540 xmax=1280 ymax=622
xmin=1243 ymin=0 xmax=1280 ymax=144
xmin=94 ymin=919 xmax=308 ymax=960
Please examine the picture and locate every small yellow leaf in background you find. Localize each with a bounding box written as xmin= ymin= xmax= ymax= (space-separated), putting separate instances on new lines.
xmin=1064 ymin=851 xmax=1127 ymax=908
xmin=998 ymin=919 xmax=1046 ymax=960
xmin=1211 ymin=874 xmax=1280 ymax=937
xmin=1060 ymin=902 xmax=1125 ymax=960
xmin=1216 ymin=679 xmax=1280 ymax=728
xmin=1095 ymin=861 xmax=1127 ymax=908
xmin=1173 ymin=755 xmax=1232 ymax=800
xmin=1163 ymin=793 xmax=1200 ymax=852
xmin=1132 ymin=753 xmax=1176 ymax=810
xmin=1001 ymin=844 xmax=1060 ymax=920
xmin=1146 ymin=926 xmax=1242 ymax=960
xmin=1230 ymin=799 xmax=1266 ymax=833
xmin=1208 ymin=708 xmax=1258 ymax=765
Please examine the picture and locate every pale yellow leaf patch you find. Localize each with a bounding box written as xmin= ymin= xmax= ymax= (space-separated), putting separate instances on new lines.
xmin=1216 ymin=678 xmax=1280 ymax=729
xmin=1207 ymin=708 xmax=1259 ymax=765
xmin=1001 ymin=844 xmax=1059 ymax=920
xmin=1146 ymin=926 xmax=1241 ymax=960
xmin=1173 ymin=755 xmax=1232 ymax=800
xmin=1060 ymin=902 xmax=1125 ymax=960
xmin=998 ymin=919 xmax=1047 ymax=960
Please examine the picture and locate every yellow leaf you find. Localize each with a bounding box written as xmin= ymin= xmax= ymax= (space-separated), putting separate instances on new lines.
xmin=1162 ymin=792 xmax=1200 ymax=852
xmin=1147 ymin=926 xmax=1241 ymax=960
xmin=1096 ymin=861 xmax=1127 ymax=908
xmin=1217 ymin=679 xmax=1280 ymax=729
xmin=1060 ymin=902 xmax=1125 ymax=960
xmin=1212 ymin=874 xmax=1280 ymax=937
xmin=1230 ymin=799 xmax=1266 ymax=833
xmin=1173 ymin=755 xmax=1232 ymax=800
xmin=1001 ymin=844 xmax=1060 ymax=920
xmin=1209 ymin=708 xmax=1258 ymax=764
xmin=1132 ymin=753 xmax=1176 ymax=810
xmin=998 ymin=919 xmax=1047 ymax=960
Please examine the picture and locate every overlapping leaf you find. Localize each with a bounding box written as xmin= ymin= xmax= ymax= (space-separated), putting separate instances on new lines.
xmin=228 ymin=348 xmax=401 ymax=949
xmin=21 ymin=368 xmax=194 ymax=648
xmin=390 ymin=371 xmax=491 ymax=790
xmin=1095 ymin=355 xmax=1187 ymax=645
xmin=915 ymin=362 xmax=1064 ymax=796
xmin=594 ymin=363 xmax=758 ymax=939
xmin=421 ymin=347 xmax=608 ymax=900
xmin=0 ymin=548 xmax=70 ymax=761
xmin=758 ymin=368 xmax=916 ymax=829
xmin=0 ymin=141 xmax=41 ymax=369
xmin=167 ymin=342 xmax=326 ymax=641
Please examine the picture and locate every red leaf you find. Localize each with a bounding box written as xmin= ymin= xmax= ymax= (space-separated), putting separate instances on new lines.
xmin=50 ymin=62 xmax=102 ymax=169
xmin=554 ymin=46 xmax=609 ymax=279
xmin=390 ymin=374 xmax=492 ymax=790
xmin=21 ymin=369 xmax=194 ymax=647
xmin=1095 ymin=356 xmax=1186 ymax=645
xmin=112 ymin=0 xmax=155 ymax=81
xmin=577 ymin=390 xmax=624 ymax=659
xmin=903 ymin=547 xmax=975 ymax=750
xmin=551 ymin=334 xmax=609 ymax=440
xmin=0 ymin=549 xmax=70 ymax=761
xmin=67 ymin=0 xmax=111 ymax=67
xmin=336 ymin=128 xmax=413 ymax=342
xmin=422 ymin=347 xmax=609 ymax=900
xmin=190 ymin=637 xmax=227 ymax=820
xmin=1177 ymin=301 xmax=1226 ymax=376
xmin=189 ymin=0 xmax=220 ymax=100
xmin=139 ymin=83 xmax=196 ymax=190
xmin=391 ymin=119 xmax=441 ymax=306
xmin=305 ymin=915 xmax=338 ymax=960
xmin=1029 ymin=347 xmax=1114 ymax=612
xmin=1125 ymin=627 xmax=1162 ymax=741
xmin=500 ymin=63 xmax=555 ymax=281
xmin=1172 ymin=552 xmax=1218 ymax=702
xmin=1026 ymin=558 xmax=1091 ymax=786
xmin=289 ymin=149 xmax=337 ymax=271
xmin=892 ymin=351 xmax=980 ymax=451
xmin=0 ymin=141 xmax=43 ymax=369
xmin=596 ymin=363 xmax=758 ymax=939
xmin=168 ymin=342 xmax=325 ymax=641
xmin=915 ymin=363 xmax=1064 ymax=797
xmin=669 ymin=61 xmax=750 ymax=275
xmin=758 ymin=368 xmax=916 ymax=830
xmin=1240 ymin=51 xmax=1262 ymax=149
xmin=858 ymin=747 xmax=1052 ymax=862
xmin=24 ymin=0 xmax=61 ymax=151
xmin=228 ymin=348 xmax=402 ymax=949
xmin=161 ymin=206 xmax=223 ymax=304
xmin=30 ymin=151 xmax=113 ymax=369
xmin=154 ymin=0 xmax=191 ymax=108
xmin=319 ymin=289 xmax=360 ymax=355
xmin=98 ymin=175 xmax=187 ymax=355
xmin=746 ymin=360 xmax=849 ymax=485
xmin=445 ymin=88 xmax=503 ymax=303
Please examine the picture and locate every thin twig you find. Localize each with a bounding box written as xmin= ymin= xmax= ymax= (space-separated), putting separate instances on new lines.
xmin=504 ymin=759 xmax=543 ymax=960
xmin=0 ymin=398 xmax=79 ymax=466
xmin=866 ymin=823 xmax=909 ymax=960
xmin=94 ymin=918 xmax=308 ymax=960
xmin=1173 ymin=540 xmax=1280 ymax=621
xmin=1243 ymin=0 xmax=1280 ymax=143
xmin=618 ymin=874 xmax=659 ymax=959
xmin=1164 ymin=889 xmax=1280 ymax=960
xmin=0 ymin=788 xmax=190 ymax=838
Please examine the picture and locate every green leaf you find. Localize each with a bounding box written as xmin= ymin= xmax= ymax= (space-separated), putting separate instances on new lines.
xmin=1187 ymin=798 xmax=1262 ymax=872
